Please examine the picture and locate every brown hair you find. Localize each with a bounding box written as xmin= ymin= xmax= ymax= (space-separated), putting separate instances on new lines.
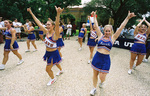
xmin=6 ymin=20 xmax=13 ymax=24
xmin=47 ymin=20 xmax=55 ymax=26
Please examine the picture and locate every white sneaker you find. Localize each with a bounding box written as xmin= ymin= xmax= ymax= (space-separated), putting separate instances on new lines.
xmin=88 ymin=60 xmax=91 ymax=64
xmin=143 ymin=59 xmax=148 ymax=63
xmin=90 ymin=88 xmax=96 ymax=96
xmin=132 ymin=64 xmax=136 ymax=70
xmin=128 ymin=69 xmax=132 ymax=75
xmin=17 ymin=60 xmax=24 ymax=65
xmin=25 ymin=49 xmax=30 ymax=52
xmin=56 ymin=70 xmax=63 ymax=76
xmin=0 ymin=64 xmax=5 ymax=70
xmin=78 ymin=47 xmax=82 ymax=51
xmin=47 ymin=78 xmax=56 ymax=86
xmin=99 ymin=82 xmax=103 ymax=88
xmin=33 ymin=49 xmax=37 ymax=52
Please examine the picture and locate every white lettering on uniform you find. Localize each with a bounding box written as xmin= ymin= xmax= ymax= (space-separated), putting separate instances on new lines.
xmin=44 ymin=37 xmax=57 ymax=48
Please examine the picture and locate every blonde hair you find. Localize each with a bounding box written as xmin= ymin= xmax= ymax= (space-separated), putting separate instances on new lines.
xmin=104 ymin=24 xmax=114 ymax=36
xmin=82 ymin=23 xmax=86 ymax=27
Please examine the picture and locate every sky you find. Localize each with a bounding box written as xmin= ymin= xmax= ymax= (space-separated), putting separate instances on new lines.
xmin=70 ymin=0 xmax=91 ymax=8
xmin=81 ymin=0 xmax=91 ymax=5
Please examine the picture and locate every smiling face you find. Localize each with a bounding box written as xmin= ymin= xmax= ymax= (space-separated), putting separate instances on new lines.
xmin=139 ymin=24 xmax=147 ymax=33
xmin=104 ymin=25 xmax=113 ymax=37
xmin=46 ymin=21 xmax=55 ymax=30
xmin=4 ymin=20 xmax=12 ymax=28
xmin=92 ymin=24 xmax=96 ymax=30
xmin=28 ymin=21 xmax=32 ymax=26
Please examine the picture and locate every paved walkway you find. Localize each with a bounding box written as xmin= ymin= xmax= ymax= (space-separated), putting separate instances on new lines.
xmin=0 ymin=36 xmax=150 ymax=96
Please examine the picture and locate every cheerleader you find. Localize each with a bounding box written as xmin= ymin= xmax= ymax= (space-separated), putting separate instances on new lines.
xmin=87 ymin=16 xmax=97 ymax=64
xmin=0 ymin=20 xmax=24 ymax=70
xmin=78 ymin=23 xmax=87 ymax=50
xmin=128 ymin=18 xmax=150 ymax=74
xmin=38 ymin=22 xmax=45 ymax=42
xmin=27 ymin=6 xmax=63 ymax=85
xmin=56 ymin=21 xmax=64 ymax=59
xmin=23 ymin=21 xmax=37 ymax=52
xmin=90 ymin=11 xmax=136 ymax=95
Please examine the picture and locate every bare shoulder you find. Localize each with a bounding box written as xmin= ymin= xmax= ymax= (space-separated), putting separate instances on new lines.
xmin=10 ymin=28 xmax=16 ymax=33
xmin=11 ymin=28 xmax=16 ymax=32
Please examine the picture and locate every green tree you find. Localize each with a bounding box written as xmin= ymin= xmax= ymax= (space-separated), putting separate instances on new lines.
xmin=44 ymin=0 xmax=81 ymax=20
xmin=84 ymin=0 xmax=150 ymax=30
xmin=0 ymin=0 xmax=81 ymax=23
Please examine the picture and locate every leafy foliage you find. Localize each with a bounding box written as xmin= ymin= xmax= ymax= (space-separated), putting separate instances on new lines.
xmin=0 ymin=0 xmax=81 ymax=23
xmin=84 ymin=0 xmax=150 ymax=30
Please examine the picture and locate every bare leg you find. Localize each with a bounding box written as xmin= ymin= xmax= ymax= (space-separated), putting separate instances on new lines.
xmin=46 ymin=60 xmax=54 ymax=79
xmin=78 ymin=38 xmax=83 ymax=48
xmin=68 ymin=35 xmax=70 ymax=40
xmin=2 ymin=51 xmax=10 ymax=65
xmin=26 ymin=40 xmax=30 ymax=50
xmin=89 ymin=47 xmax=95 ymax=60
xmin=99 ymin=72 xmax=107 ymax=83
xmin=31 ymin=40 xmax=37 ymax=49
xmin=56 ymin=64 xmax=62 ymax=71
xmin=12 ymin=50 xmax=22 ymax=60
xmin=145 ymin=49 xmax=150 ymax=59
xmin=92 ymin=69 xmax=99 ymax=88
xmin=129 ymin=53 xmax=137 ymax=69
xmin=136 ymin=54 xmax=144 ymax=66
xmin=18 ymin=33 xmax=21 ymax=40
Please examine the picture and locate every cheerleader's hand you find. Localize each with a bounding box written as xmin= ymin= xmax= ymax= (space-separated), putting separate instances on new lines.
xmin=95 ymin=38 xmax=98 ymax=42
xmin=27 ymin=7 xmax=32 ymax=13
xmin=127 ymin=11 xmax=136 ymax=19
xmin=88 ymin=16 xmax=90 ymax=19
xmin=143 ymin=17 xmax=146 ymax=21
xmin=10 ymin=45 xmax=13 ymax=50
xmin=55 ymin=6 xmax=64 ymax=14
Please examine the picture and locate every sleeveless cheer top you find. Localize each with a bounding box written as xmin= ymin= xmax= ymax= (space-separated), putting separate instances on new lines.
xmin=28 ymin=27 xmax=34 ymax=34
xmin=80 ymin=28 xmax=85 ymax=33
xmin=97 ymin=36 xmax=113 ymax=51
xmin=44 ymin=33 xmax=57 ymax=48
xmin=60 ymin=26 xmax=63 ymax=36
xmin=90 ymin=30 xmax=97 ymax=39
xmin=60 ymin=31 xmax=63 ymax=36
xmin=5 ymin=28 xmax=12 ymax=39
xmin=134 ymin=33 xmax=147 ymax=43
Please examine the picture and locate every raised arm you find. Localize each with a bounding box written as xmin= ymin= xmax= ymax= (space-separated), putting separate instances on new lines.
xmin=92 ymin=11 xmax=102 ymax=38
xmin=88 ymin=16 xmax=93 ymax=31
xmin=144 ymin=18 xmax=150 ymax=36
xmin=134 ymin=18 xmax=144 ymax=35
xmin=27 ymin=8 xmax=48 ymax=33
xmin=53 ymin=6 xmax=64 ymax=40
xmin=10 ymin=29 xmax=16 ymax=50
xmin=112 ymin=11 xmax=136 ymax=41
